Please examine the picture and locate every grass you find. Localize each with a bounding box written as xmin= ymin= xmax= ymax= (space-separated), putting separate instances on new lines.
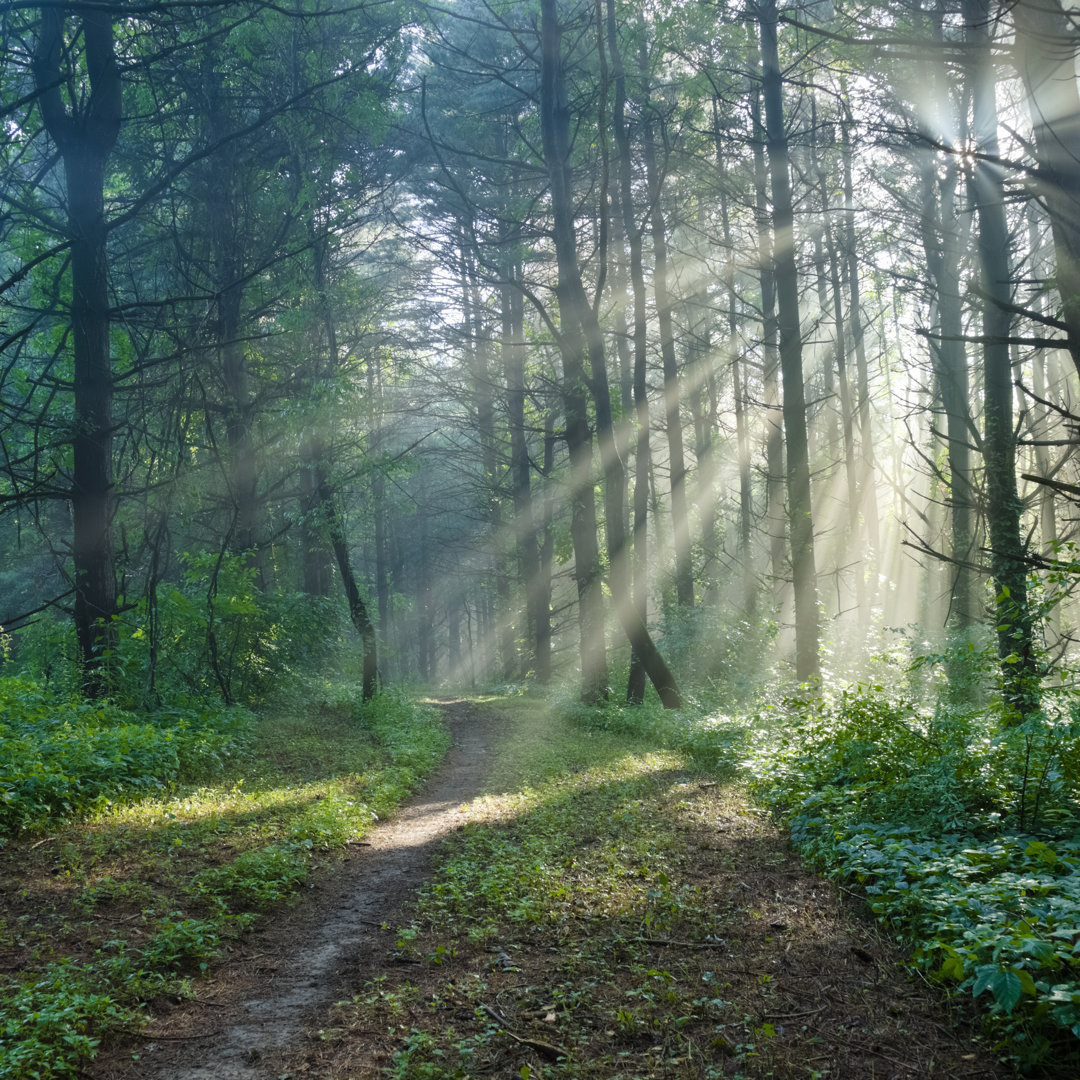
xmin=0 ymin=681 xmax=449 ymax=1080
xmin=282 ymin=695 xmax=1002 ymax=1080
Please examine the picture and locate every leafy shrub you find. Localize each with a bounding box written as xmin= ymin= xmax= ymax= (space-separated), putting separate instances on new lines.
xmin=0 ymin=676 xmax=250 ymax=834
xmin=742 ymin=683 xmax=1080 ymax=1066
xmin=190 ymin=844 xmax=310 ymax=910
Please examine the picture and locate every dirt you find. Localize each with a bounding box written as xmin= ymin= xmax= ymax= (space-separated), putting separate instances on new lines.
xmin=88 ymin=700 xmax=1010 ymax=1080
xmin=88 ymin=698 xmax=502 ymax=1080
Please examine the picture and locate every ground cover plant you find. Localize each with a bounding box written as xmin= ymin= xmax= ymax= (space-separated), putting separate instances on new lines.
xmin=282 ymin=695 xmax=1003 ymax=1080
xmin=739 ymin=679 xmax=1080 ymax=1072
xmin=0 ymin=679 xmax=448 ymax=1080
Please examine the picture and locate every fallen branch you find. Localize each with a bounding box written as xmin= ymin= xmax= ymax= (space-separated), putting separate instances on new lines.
xmin=480 ymin=1003 xmax=567 ymax=1061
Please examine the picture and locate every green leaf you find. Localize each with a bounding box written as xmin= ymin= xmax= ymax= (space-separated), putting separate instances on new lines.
xmin=940 ymin=955 xmax=965 ymax=981
xmin=989 ymin=969 xmax=1023 ymax=1013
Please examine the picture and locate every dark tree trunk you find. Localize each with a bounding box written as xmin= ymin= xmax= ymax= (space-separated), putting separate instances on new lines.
xmin=537 ymin=411 xmax=557 ymax=685
xmin=760 ymin=0 xmax=820 ymax=682
xmin=540 ymin=0 xmax=608 ymax=703
xmin=965 ymin=0 xmax=1039 ymax=719
xmin=1011 ymin=0 xmax=1080 ymax=378
xmin=840 ymin=105 xmax=880 ymax=567
xmin=541 ymin=0 xmax=681 ymax=707
xmin=749 ymin=68 xmax=787 ymax=615
xmin=318 ymin=480 xmax=377 ymax=700
xmin=503 ymin=269 xmax=541 ymax=682
xmin=607 ymin=0 xmax=653 ymax=703
xmin=33 ymin=6 xmax=121 ymax=695
xmin=917 ymin=85 xmax=977 ymax=637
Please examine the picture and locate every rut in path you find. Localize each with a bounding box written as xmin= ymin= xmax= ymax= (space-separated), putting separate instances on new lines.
xmin=105 ymin=700 xmax=500 ymax=1080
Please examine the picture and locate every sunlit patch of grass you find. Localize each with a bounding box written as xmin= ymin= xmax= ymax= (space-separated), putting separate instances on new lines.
xmin=0 ymin=685 xmax=449 ymax=1080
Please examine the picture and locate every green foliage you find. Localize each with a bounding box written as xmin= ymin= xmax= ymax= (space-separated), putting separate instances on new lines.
xmin=0 ymin=676 xmax=249 ymax=835
xmin=741 ymin=683 xmax=1080 ymax=1066
xmin=12 ymin=555 xmax=354 ymax=710
xmin=0 ymin=684 xmax=448 ymax=1078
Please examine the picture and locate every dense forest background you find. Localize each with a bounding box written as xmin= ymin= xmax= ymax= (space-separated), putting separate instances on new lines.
xmin=5 ymin=0 xmax=1080 ymax=714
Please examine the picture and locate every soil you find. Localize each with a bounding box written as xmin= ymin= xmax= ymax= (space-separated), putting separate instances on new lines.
xmin=87 ymin=700 xmax=1010 ymax=1080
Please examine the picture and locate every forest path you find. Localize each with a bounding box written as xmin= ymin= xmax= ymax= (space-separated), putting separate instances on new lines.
xmin=89 ymin=698 xmax=502 ymax=1080
xmin=91 ymin=699 xmax=1007 ymax=1080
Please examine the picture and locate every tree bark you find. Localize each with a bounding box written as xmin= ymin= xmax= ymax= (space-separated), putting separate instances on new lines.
xmin=641 ymin=58 xmax=694 ymax=610
xmin=759 ymin=0 xmax=820 ymax=682
xmin=541 ymin=0 xmax=681 ymax=707
xmin=965 ymin=0 xmax=1039 ymax=718
xmin=33 ymin=6 xmax=121 ymax=695
xmin=1011 ymin=0 xmax=1080 ymax=378
xmin=749 ymin=62 xmax=787 ymax=617
xmin=319 ymin=480 xmax=378 ymax=700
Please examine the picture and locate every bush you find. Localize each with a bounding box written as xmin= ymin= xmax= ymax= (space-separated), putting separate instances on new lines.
xmin=0 ymin=676 xmax=249 ymax=834
xmin=742 ymin=683 xmax=1080 ymax=1067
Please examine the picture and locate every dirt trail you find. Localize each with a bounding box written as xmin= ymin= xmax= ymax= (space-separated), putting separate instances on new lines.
xmin=91 ymin=699 xmax=501 ymax=1080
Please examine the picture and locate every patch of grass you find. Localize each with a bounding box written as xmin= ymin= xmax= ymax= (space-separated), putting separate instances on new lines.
xmin=295 ymin=696 xmax=999 ymax=1080
xmin=0 ymin=683 xmax=449 ymax=1080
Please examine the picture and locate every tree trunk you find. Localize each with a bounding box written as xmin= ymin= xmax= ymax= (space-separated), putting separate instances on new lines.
xmin=965 ymin=0 xmax=1039 ymax=719
xmin=318 ymin=480 xmax=377 ymax=700
xmin=606 ymin=0 xmax=651 ymax=704
xmin=503 ymin=265 xmax=541 ymax=682
xmin=33 ymin=6 xmax=121 ymax=695
xmin=917 ymin=92 xmax=978 ymax=637
xmin=541 ymin=0 xmax=681 ymax=707
xmin=1011 ymin=0 xmax=1080 ymax=378
xmin=641 ymin=57 xmax=694 ymax=610
xmin=759 ymin=0 xmax=820 ymax=682
xmin=749 ymin=64 xmax=787 ymax=616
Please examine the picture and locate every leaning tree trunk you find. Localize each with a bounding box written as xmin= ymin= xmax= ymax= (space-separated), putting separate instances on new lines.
xmin=33 ymin=5 xmax=121 ymax=696
xmin=541 ymin=0 xmax=681 ymax=707
xmin=317 ymin=481 xmax=377 ymax=700
xmin=759 ymin=0 xmax=820 ymax=683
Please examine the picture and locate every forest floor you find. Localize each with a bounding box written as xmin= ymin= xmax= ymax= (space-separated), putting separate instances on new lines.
xmin=87 ymin=697 xmax=1012 ymax=1080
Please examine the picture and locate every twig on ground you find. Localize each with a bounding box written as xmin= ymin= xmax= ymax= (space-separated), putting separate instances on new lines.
xmin=480 ymin=1003 xmax=567 ymax=1061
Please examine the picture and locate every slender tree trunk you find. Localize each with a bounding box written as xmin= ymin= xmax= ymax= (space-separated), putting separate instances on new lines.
xmin=503 ymin=267 xmax=541 ymax=681
xmin=965 ymin=0 xmax=1039 ymax=719
xmin=749 ymin=67 xmax=786 ymax=615
xmin=317 ymin=480 xmax=377 ymax=700
xmin=840 ymin=95 xmax=880 ymax=568
xmin=759 ymin=0 xmax=820 ymax=682
xmin=606 ymin=0 xmax=651 ymax=704
xmin=299 ymin=232 xmax=337 ymax=598
xmin=918 ymin=136 xmax=977 ymax=635
xmin=537 ymin=411 xmax=557 ymax=685
xmin=539 ymin=0 xmax=608 ymax=703
xmin=541 ymin=0 xmax=681 ymax=707
xmin=640 ymin=56 xmax=693 ymax=609
xmin=34 ymin=6 xmax=121 ymax=695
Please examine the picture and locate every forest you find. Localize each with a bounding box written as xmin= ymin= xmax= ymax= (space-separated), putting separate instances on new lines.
xmin=2 ymin=0 xmax=1080 ymax=1075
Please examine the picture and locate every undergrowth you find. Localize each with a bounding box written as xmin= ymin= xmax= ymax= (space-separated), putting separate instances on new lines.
xmin=0 ymin=681 xmax=448 ymax=1080
xmin=740 ymin=681 xmax=1080 ymax=1072
xmin=0 ymin=677 xmax=249 ymax=835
